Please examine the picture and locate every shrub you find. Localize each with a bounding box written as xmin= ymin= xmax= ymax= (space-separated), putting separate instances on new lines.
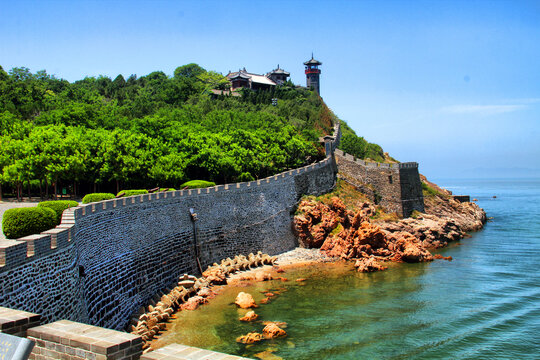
xmin=238 ymin=172 xmax=255 ymax=182
xmin=38 ymin=200 xmax=79 ymax=225
xmin=82 ymin=193 xmax=115 ymax=204
xmin=421 ymin=182 xmax=440 ymax=197
xmin=2 ymin=207 xmax=57 ymax=239
xmin=180 ymin=180 xmax=216 ymax=189
xmin=159 ymin=188 xmax=176 ymax=191
xmin=117 ymin=189 xmax=148 ymax=197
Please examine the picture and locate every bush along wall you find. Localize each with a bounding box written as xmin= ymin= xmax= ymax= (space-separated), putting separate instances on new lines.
xmin=38 ymin=200 xmax=79 ymax=225
xmin=180 ymin=180 xmax=216 ymax=189
xmin=2 ymin=207 xmax=57 ymax=239
xmin=116 ymin=190 xmax=148 ymax=197
xmin=82 ymin=193 xmax=115 ymax=204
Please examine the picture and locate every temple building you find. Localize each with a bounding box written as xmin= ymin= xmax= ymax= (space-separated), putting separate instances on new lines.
xmin=266 ymin=65 xmax=290 ymax=85
xmin=226 ymin=65 xmax=290 ymax=91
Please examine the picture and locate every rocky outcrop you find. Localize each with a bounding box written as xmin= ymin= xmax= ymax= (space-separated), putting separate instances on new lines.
xmin=376 ymin=176 xmax=486 ymax=249
xmin=294 ymin=194 xmax=485 ymax=273
xmin=294 ymin=198 xmax=375 ymax=249
xmin=385 ymin=231 xmax=433 ymax=262
xmin=421 ymin=175 xmax=487 ymax=233
xmin=378 ymin=215 xmax=463 ymax=249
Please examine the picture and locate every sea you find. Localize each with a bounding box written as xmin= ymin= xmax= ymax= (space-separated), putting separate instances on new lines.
xmin=154 ymin=178 xmax=540 ymax=359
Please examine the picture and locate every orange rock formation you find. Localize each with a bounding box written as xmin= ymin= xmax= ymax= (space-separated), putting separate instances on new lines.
xmin=235 ymin=292 xmax=257 ymax=309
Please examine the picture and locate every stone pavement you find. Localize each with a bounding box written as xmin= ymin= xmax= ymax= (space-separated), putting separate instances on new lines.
xmin=141 ymin=344 xmax=249 ymax=360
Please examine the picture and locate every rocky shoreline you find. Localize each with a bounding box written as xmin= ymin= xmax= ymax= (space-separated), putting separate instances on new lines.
xmin=293 ymin=177 xmax=486 ymax=272
xmin=147 ymin=177 xmax=487 ymax=355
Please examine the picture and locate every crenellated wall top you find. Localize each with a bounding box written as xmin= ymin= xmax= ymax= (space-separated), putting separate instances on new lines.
xmin=334 ymin=149 xmax=418 ymax=170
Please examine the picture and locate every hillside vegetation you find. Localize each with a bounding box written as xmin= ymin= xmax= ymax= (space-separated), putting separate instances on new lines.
xmin=338 ymin=122 xmax=388 ymax=163
xmin=0 ymin=63 xmax=385 ymax=199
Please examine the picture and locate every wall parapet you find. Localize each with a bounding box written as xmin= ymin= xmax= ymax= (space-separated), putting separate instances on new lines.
xmin=334 ymin=148 xmax=424 ymax=217
xmin=333 ymin=148 xmax=414 ymax=170
xmin=0 ymin=157 xmax=337 ymax=273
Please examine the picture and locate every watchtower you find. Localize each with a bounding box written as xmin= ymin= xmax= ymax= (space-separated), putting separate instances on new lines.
xmin=304 ymin=54 xmax=322 ymax=95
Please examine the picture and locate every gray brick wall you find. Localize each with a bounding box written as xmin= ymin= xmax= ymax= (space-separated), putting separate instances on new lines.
xmin=334 ymin=149 xmax=424 ymax=217
xmin=0 ymin=156 xmax=337 ymax=331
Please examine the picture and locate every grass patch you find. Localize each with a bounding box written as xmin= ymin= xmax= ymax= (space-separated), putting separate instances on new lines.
xmin=370 ymin=208 xmax=400 ymax=222
xmin=422 ymin=182 xmax=441 ymax=197
xmin=330 ymin=223 xmax=344 ymax=236
xmin=315 ymin=179 xmax=371 ymax=210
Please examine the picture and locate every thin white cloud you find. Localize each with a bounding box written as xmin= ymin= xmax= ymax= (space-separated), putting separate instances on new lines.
xmin=505 ymin=98 xmax=540 ymax=104
xmin=441 ymin=104 xmax=527 ymax=116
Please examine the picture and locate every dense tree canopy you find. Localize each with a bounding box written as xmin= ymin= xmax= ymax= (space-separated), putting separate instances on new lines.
xmin=0 ymin=64 xmax=384 ymax=199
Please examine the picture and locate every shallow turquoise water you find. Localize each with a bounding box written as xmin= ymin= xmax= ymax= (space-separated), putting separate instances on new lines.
xmin=155 ymin=178 xmax=540 ymax=359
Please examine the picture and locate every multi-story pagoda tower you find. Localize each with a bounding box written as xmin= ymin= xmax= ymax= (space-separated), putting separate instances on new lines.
xmin=304 ymin=53 xmax=322 ymax=95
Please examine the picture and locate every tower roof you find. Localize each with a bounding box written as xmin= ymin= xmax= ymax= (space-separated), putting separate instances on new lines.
xmin=267 ymin=65 xmax=290 ymax=76
xmin=228 ymin=69 xmax=251 ymax=80
xmin=304 ymin=54 xmax=322 ymax=66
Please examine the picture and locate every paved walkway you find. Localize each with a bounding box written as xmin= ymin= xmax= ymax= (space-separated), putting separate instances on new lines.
xmin=141 ymin=344 xmax=249 ymax=359
xmin=0 ymin=200 xmax=39 ymax=240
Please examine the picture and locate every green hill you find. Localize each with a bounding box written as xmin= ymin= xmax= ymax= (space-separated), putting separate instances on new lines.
xmin=0 ymin=63 xmax=385 ymax=198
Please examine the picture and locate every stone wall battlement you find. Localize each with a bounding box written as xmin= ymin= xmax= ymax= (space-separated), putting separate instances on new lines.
xmin=334 ymin=148 xmax=424 ymax=217
xmin=333 ymin=149 xmax=417 ymax=170
xmin=0 ymin=158 xmax=335 ymax=273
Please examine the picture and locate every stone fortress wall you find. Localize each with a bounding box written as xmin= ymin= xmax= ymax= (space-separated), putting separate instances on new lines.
xmin=0 ymin=120 xmax=428 ymax=360
xmin=334 ymin=149 xmax=424 ymax=217
xmin=0 ymin=123 xmax=340 ymax=332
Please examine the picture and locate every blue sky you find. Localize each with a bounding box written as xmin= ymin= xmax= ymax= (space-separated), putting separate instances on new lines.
xmin=1 ymin=0 xmax=539 ymax=179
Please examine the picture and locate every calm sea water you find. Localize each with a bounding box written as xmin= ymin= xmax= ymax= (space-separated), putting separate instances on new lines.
xmin=155 ymin=178 xmax=540 ymax=359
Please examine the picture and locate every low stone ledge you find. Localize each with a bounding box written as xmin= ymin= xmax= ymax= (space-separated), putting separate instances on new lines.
xmin=0 ymin=306 xmax=41 ymax=337
xmin=452 ymin=195 xmax=471 ymax=203
xmin=141 ymin=343 xmax=248 ymax=360
xmin=28 ymin=320 xmax=142 ymax=360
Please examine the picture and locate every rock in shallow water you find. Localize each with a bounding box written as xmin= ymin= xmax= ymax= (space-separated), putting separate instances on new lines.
xmin=354 ymin=257 xmax=388 ymax=272
xmin=236 ymin=332 xmax=264 ymax=344
xmin=263 ymin=323 xmax=287 ymax=339
xmin=180 ymin=296 xmax=207 ymax=311
xmin=235 ymin=292 xmax=257 ymax=309
xmin=239 ymin=310 xmax=258 ymax=322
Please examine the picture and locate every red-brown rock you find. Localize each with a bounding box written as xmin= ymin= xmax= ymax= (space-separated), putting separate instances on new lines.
xmin=255 ymin=272 xmax=273 ymax=282
xmin=236 ymin=332 xmax=263 ymax=344
xmin=434 ymin=254 xmax=453 ymax=261
xmin=235 ymin=292 xmax=257 ymax=309
xmin=262 ymin=321 xmax=287 ymax=328
xmin=262 ymin=323 xmax=287 ymax=339
xmin=239 ymin=310 xmax=258 ymax=322
xmin=354 ymin=257 xmax=388 ymax=272
xmin=180 ymin=296 xmax=207 ymax=311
